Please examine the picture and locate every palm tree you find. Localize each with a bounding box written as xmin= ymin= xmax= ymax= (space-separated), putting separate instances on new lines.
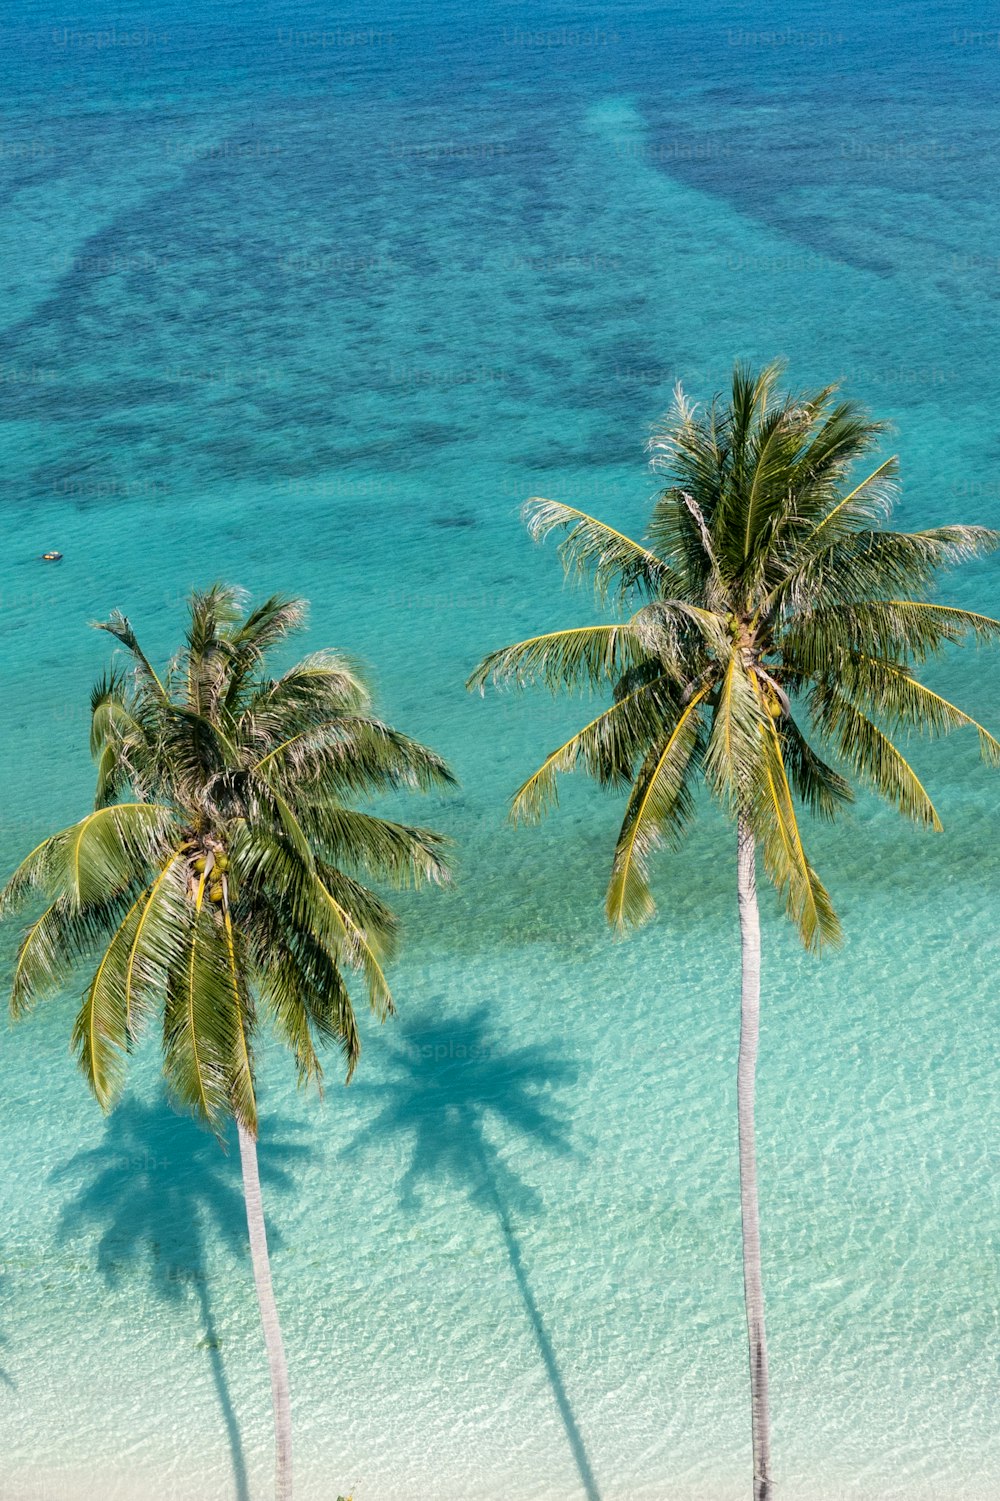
xmin=468 ymin=362 xmax=1000 ymax=1500
xmin=0 ymin=585 xmax=454 ymax=1501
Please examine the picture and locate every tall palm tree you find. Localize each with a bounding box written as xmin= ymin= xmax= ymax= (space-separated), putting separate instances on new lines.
xmin=468 ymin=362 xmax=1000 ymax=1500
xmin=0 ymin=586 xmax=454 ymax=1501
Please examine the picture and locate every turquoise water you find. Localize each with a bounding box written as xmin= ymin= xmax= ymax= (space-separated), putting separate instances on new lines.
xmin=0 ymin=2 xmax=998 ymax=1496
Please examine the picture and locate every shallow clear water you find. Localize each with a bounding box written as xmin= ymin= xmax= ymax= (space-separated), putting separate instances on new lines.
xmin=0 ymin=2 xmax=998 ymax=1497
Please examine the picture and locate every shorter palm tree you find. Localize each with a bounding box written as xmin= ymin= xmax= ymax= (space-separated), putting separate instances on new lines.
xmin=0 ymin=586 xmax=455 ymax=1501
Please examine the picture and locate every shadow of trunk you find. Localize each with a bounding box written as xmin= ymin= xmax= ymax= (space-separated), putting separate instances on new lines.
xmin=477 ymin=1146 xmax=602 ymax=1501
xmin=194 ymin=1275 xmax=250 ymax=1501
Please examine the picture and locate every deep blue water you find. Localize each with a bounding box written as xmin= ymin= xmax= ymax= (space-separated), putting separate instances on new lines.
xmin=0 ymin=3 xmax=997 ymax=1498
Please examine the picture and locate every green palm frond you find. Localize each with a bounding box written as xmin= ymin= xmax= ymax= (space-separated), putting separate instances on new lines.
xmin=311 ymin=864 xmax=395 ymax=1020
xmin=221 ymin=906 xmax=257 ymax=1136
xmin=785 ymin=596 xmax=1000 ymax=670
xmin=163 ymin=896 xmax=236 ymax=1132
xmin=882 ymin=598 xmax=1000 ymax=646
xmin=473 ymin=359 xmax=999 ymax=954
xmin=467 ymin=624 xmax=647 ymax=695
xmin=628 ymin=598 xmax=729 ymax=661
xmin=777 ymin=524 xmax=998 ymax=613
xmin=752 ymin=709 xmax=842 ymax=949
xmin=789 ymin=455 xmax=899 ymax=551
xmin=779 ymin=716 xmax=854 ymax=821
xmin=254 ymin=715 xmax=455 ymax=798
xmin=838 ymin=655 xmax=1000 ymax=763
xmin=259 ymin=948 xmax=325 ymax=1087
xmin=510 ymin=674 xmax=678 ymax=823
xmin=2 ymin=804 xmax=174 ymax=915
xmin=811 ymin=684 xmax=942 ymax=829
xmin=703 ymin=653 xmax=766 ymax=808
xmin=239 ymin=652 xmax=370 ymax=742
xmin=605 ymin=687 xmax=708 ymax=930
xmin=93 ymin=609 xmax=168 ymax=702
xmin=0 ymin=832 xmax=63 ymax=916
xmin=222 ymin=594 xmax=309 ymax=711
xmin=523 ymin=498 xmax=672 ymax=599
xmin=4 ymin=588 xmax=452 ymax=1130
xmin=305 ymin=806 xmax=452 ymax=888
xmin=72 ymin=888 xmax=152 ymax=1107
xmin=11 ymin=897 xmax=126 ymax=1018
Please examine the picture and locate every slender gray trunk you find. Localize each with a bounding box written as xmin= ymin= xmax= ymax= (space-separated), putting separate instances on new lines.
xmin=238 ymin=1121 xmax=293 ymax=1501
xmin=736 ymin=817 xmax=771 ymax=1501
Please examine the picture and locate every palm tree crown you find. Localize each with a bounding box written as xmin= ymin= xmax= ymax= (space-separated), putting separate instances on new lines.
xmin=1 ymin=586 xmax=455 ymax=1133
xmin=469 ymin=361 xmax=1000 ymax=945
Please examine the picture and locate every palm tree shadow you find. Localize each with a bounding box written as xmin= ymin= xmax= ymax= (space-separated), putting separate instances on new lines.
xmin=343 ymin=1007 xmax=603 ymax=1501
xmin=52 ymin=1095 xmax=308 ymax=1501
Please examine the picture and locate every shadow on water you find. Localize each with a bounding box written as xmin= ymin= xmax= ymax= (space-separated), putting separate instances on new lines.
xmin=52 ymin=1096 xmax=308 ymax=1501
xmin=343 ymin=1007 xmax=603 ymax=1501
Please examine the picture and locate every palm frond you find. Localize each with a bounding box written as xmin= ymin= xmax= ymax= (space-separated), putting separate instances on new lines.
xmin=839 ymin=655 xmax=1000 ymax=763
xmin=811 ymin=684 xmax=942 ymax=829
xmin=703 ymin=653 xmax=766 ymax=808
xmin=780 ymin=716 xmax=854 ymax=821
xmin=510 ymin=674 xmax=678 ymax=823
xmin=785 ymin=597 xmax=1000 ymax=670
xmin=751 ymin=707 xmax=842 ymax=949
xmin=304 ymin=806 xmax=452 ymax=887
xmin=523 ymin=498 xmax=671 ymax=600
xmin=777 ymin=525 xmax=998 ymax=613
xmin=254 ymin=715 xmax=456 ymax=796
xmin=11 ymin=897 xmax=126 ymax=1018
xmin=92 ymin=610 xmax=168 ymax=702
xmin=162 ymin=883 xmax=234 ymax=1132
xmin=221 ymin=906 xmax=257 ymax=1135
xmin=604 ymin=687 xmax=708 ymax=929
xmin=467 ymin=624 xmax=647 ymax=695
xmin=311 ymin=865 xmax=396 ymax=1020
xmin=239 ymin=652 xmax=370 ymax=744
xmin=72 ymin=888 xmax=151 ymax=1107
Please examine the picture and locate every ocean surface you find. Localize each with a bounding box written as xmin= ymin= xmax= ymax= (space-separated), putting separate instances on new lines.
xmin=0 ymin=2 xmax=997 ymax=1497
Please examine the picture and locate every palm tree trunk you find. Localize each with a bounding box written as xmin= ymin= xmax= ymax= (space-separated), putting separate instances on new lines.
xmin=237 ymin=1121 xmax=293 ymax=1501
xmin=736 ymin=816 xmax=771 ymax=1501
